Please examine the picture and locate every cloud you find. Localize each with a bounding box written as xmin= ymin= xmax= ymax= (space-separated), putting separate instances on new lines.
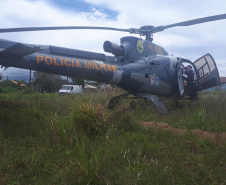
xmin=0 ymin=0 xmax=126 ymax=52
xmin=1 ymin=0 xmax=226 ymax=78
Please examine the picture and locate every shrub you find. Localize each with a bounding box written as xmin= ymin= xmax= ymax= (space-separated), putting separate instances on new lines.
xmin=71 ymin=102 xmax=107 ymax=136
xmin=109 ymin=101 xmax=139 ymax=133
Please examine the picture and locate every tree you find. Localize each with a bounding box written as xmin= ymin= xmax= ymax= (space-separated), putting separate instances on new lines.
xmin=71 ymin=77 xmax=85 ymax=87
xmin=33 ymin=72 xmax=65 ymax=93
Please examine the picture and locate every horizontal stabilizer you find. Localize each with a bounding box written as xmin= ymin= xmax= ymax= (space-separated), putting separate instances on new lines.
xmin=0 ymin=43 xmax=41 ymax=59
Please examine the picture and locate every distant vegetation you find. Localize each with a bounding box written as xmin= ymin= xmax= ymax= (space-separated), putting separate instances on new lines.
xmin=0 ymin=80 xmax=27 ymax=94
xmin=0 ymin=90 xmax=225 ymax=184
xmin=32 ymin=72 xmax=65 ymax=93
xmin=0 ymin=72 xmax=66 ymax=94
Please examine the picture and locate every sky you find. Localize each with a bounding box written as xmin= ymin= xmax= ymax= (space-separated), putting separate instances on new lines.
xmin=0 ymin=0 xmax=226 ymax=81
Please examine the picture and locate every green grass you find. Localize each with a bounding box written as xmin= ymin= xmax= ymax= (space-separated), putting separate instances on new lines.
xmin=154 ymin=91 xmax=226 ymax=132
xmin=0 ymin=91 xmax=225 ymax=184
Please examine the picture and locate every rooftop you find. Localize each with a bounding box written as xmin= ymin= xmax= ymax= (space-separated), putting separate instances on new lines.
xmin=220 ymin=77 xmax=226 ymax=83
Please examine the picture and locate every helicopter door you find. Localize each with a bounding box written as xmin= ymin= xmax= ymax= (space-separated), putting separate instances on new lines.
xmin=177 ymin=59 xmax=184 ymax=96
xmin=193 ymin=54 xmax=220 ymax=91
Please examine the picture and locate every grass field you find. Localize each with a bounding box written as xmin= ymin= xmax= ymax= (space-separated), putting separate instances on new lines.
xmin=0 ymin=90 xmax=225 ymax=184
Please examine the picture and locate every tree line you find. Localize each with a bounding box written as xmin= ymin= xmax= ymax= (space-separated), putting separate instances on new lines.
xmin=0 ymin=71 xmax=84 ymax=93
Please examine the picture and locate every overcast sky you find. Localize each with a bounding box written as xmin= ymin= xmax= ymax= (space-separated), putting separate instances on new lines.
xmin=0 ymin=0 xmax=226 ymax=80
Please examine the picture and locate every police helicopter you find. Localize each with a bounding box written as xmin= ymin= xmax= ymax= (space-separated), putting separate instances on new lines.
xmin=0 ymin=14 xmax=225 ymax=113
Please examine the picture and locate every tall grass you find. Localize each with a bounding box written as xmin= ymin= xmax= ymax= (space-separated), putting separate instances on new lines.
xmin=0 ymin=91 xmax=225 ymax=184
xmin=74 ymin=136 xmax=108 ymax=184
xmin=71 ymin=101 xmax=107 ymax=136
xmin=154 ymin=91 xmax=226 ymax=132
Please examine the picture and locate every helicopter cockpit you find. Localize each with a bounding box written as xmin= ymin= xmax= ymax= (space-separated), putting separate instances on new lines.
xmin=177 ymin=53 xmax=220 ymax=98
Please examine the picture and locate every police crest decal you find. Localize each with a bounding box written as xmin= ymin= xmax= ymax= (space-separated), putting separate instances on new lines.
xmin=137 ymin=40 xmax=144 ymax=53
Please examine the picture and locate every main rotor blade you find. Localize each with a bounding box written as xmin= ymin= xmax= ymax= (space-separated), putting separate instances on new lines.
xmin=160 ymin=13 xmax=226 ymax=31
xmin=0 ymin=26 xmax=131 ymax=33
xmin=1 ymin=14 xmax=226 ymax=37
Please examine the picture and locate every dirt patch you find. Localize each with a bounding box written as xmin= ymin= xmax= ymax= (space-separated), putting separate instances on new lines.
xmin=141 ymin=122 xmax=226 ymax=146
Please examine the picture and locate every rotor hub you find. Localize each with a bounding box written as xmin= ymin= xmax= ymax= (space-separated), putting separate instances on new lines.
xmin=139 ymin=26 xmax=154 ymax=41
xmin=140 ymin=25 xmax=154 ymax=31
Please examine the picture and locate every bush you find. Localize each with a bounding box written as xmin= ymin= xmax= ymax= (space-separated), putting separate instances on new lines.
xmin=109 ymin=101 xmax=140 ymax=133
xmin=71 ymin=102 xmax=107 ymax=136
xmin=0 ymin=86 xmax=18 ymax=93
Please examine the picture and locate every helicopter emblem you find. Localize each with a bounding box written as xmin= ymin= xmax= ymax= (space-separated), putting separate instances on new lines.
xmin=137 ymin=40 xmax=144 ymax=53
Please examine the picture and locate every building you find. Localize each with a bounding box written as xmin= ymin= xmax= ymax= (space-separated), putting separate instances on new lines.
xmin=204 ymin=77 xmax=226 ymax=91
xmin=219 ymin=77 xmax=226 ymax=91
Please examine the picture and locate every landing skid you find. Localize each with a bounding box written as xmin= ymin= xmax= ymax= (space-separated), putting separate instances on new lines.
xmin=136 ymin=94 xmax=168 ymax=114
xmin=108 ymin=93 xmax=129 ymax=109
xmin=108 ymin=93 xmax=168 ymax=114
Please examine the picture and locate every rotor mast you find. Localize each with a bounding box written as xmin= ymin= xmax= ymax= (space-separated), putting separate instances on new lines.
xmin=138 ymin=26 xmax=155 ymax=42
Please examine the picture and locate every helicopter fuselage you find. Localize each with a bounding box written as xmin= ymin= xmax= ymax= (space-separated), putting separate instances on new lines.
xmin=0 ymin=37 xmax=180 ymax=97
xmin=0 ymin=36 xmax=220 ymax=100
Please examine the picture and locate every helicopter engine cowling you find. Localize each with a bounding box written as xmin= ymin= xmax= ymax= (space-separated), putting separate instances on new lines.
xmin=103 ymin=41 xmax=124 ymax=56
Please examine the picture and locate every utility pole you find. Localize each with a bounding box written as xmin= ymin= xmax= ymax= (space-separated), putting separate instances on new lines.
xmin=171 ymin=42 xmax=174 ymax=56
xmin=29 ymin=70 xmax=32 ymax=87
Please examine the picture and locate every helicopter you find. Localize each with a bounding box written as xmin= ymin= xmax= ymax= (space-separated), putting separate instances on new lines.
xmin=0 ymin=14 xmax=225 ymax=113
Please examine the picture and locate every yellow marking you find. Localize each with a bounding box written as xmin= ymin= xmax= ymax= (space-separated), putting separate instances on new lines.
xmin=36 ymin=55 xmax=44 ymax=64
xmin=84 ymin=61 xmax=93 ymax=69
xmin=112 ymin=65 xmax=117 ymax=72
xmin=148 ymin=44 xmax=152 ymax=50
xmin=95 ymin=63 xmax=100 ymax=70
xmin=148 ymin=44 xmax=163 ymax=55
xmin=107 ymin=65 xmax=112 ymax=71
xmin=45 ymin=56 xmax=53 ymax=65
xmin=64 ymin=59 xmax=71 ymax=67
xmin=155 ymin=46 xmax=163 ymax=55
xmin=76 ymin=60 xmax=82 ymax=68
xmin=53 ymin=57 xmax=60 ymax=66
xmin=59 ymin=57 xmax=63 ymax=66
xmin=71 ymin=60 xmax=75 ymax=67
xmin=35 ymin=55 xmax=118 ymax=72
xmin=99 ymin=64 xmax=103 ymax=70
xmin=100 ymin=64 xmax=106 ymax=71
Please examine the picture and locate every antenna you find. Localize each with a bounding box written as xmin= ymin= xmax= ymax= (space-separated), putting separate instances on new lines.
xmin=171 ymin=42 xmax=174 ymax=56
